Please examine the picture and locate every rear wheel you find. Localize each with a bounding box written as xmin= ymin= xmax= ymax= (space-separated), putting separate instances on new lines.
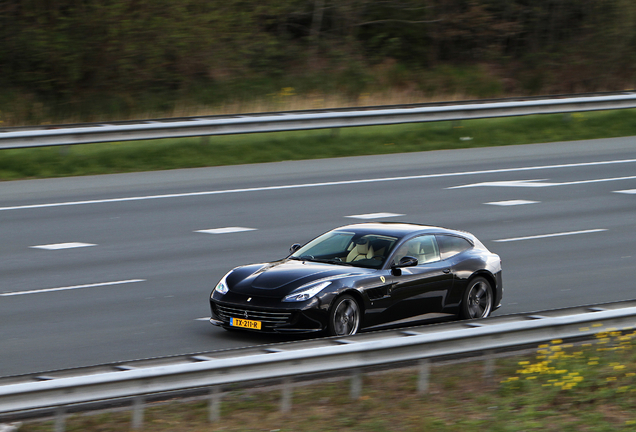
xmin=327 ymin=295 xmax=361 ymax=336
xmin=460 ymin=277 xmax=493 ymax=320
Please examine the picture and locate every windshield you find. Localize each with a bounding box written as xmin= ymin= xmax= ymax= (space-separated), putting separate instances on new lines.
xmin=291 ymin=231 xmax=398 ymax=269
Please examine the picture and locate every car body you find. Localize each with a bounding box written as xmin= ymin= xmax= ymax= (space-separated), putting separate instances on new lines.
xmin=210 ymin=222 xmax=502 ymax=336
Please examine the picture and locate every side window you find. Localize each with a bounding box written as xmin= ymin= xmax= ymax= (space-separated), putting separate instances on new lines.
xmin=436 ymin=235 xmax=473 ymax=260
xmin=392 ymin=235 xmax=440 ymax=265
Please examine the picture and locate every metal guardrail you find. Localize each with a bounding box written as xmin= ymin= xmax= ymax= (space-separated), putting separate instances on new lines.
xmin=2 ymin=300 xmax=636 ymax=424
xmin=1 ymin=93 xmax=635 ymax=149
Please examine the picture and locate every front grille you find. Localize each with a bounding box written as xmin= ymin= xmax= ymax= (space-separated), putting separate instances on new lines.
xmin=215 ymin=304 xmax=293 ymax=326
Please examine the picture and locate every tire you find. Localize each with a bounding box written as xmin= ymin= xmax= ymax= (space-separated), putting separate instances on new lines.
xmin=460 ymin=276 xmax=493 ymax=320
xmin=327 ymin=294 xmax=361 ymax=336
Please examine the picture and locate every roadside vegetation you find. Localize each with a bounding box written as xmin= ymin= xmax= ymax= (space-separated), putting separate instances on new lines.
xmin=2 ymin=0 xmax=636 ymax=181
xmin=2 ymin=0 xmax=636 ymax=126
xmin=1 ymin=108 xmax=635 ymax=181
xmin=18 ymin=330 xmax=636 ymax=431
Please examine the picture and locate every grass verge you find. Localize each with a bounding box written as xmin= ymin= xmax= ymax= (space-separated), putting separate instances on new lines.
xmin=16 ymin=330 xmax=636 ymax=431
xmin=1 ymin=109 xmax=636 ymax=181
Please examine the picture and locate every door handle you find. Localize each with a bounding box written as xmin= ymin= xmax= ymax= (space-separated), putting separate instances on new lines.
xmin=443 ymin=268 xmax=451 ymax=274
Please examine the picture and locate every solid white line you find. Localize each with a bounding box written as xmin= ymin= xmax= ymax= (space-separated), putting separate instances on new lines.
xmin=30 ymin=242 xmax=96 ymax=250
xmin=2 ymin=158 xmax=636 ymax=211
xmin=345 ymin=212 xmax=404 ymax=219
xmin=0 ymin=279 xmax=146 ymax=296
xmin=485 ymin=200 xmax=539 ymax=206
xmin=493 ymin=229 xmax=607 ymax=243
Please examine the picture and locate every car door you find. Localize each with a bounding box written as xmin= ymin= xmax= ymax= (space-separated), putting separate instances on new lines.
xmin=383 ymin=235 xmax=455 ymax=323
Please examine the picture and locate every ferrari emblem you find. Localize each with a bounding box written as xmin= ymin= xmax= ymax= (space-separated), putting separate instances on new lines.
xmin=380 ymin=276 xmax=386 ymax=283
xmin=244 ymin=311 xmax=249 ymax=319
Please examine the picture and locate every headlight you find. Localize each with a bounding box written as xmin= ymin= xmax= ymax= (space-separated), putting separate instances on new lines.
xmin=283 ymin=281 xmax=331 ymax=302
xmin=214 ymin=273 xmax=230 ymax=295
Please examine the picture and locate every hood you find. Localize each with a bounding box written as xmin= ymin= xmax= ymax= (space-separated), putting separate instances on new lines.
xmin=227 ymin=259 xmax=367 ymax=297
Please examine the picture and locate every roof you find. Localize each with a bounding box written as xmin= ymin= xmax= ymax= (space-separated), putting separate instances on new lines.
xmin=334 ymin=222 xmax=469 ymax=240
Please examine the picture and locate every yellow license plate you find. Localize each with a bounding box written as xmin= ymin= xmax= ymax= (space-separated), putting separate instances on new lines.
xmin=230 ymin=317 xmax=262 ymax=330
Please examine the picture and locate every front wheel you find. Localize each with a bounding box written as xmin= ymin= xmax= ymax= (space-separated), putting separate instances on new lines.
xmin=460 ymin=277 xmax=493 ymax=320
xmin=327 ymin=295 xmax=361 ymax=336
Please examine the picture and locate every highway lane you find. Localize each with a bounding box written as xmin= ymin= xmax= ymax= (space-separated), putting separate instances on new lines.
xmin=1 ymin=136 xmax=635 ymax=376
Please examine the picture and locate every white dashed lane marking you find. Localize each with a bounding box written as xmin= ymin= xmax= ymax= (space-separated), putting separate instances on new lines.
xmin=0 ymin=279 xmax=146 ymax=297
xmin=614 ymin=189 xmax=636 ymax=194
xmin=346 ymin=212 xmax=404 ymax=220
xmin=485 ymin=200 xmax=539 ymax=206
xmin=3 ymin=158 xmax=636 ymax=211
xmin=450 ymin=175 xmax=636 ymax=189
xmin=196 ymin=227 xmax=257 ymax=234
xmin=30 ymin=242 xmax=96 ymax=250
xmin=493 ymin=229 xmax=607 ymax=243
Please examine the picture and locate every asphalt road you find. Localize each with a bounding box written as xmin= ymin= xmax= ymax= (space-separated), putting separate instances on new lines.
xmin=1 ymin=137 xmax=635 ymax=377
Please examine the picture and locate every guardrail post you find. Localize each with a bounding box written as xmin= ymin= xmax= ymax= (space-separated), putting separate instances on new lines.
xmin=208 ymin=386 xmax=222 ymax=422
xmin=350 ymin=369 xmax=362 ymax=400
xmin=54 ymin=407 xmax=66 ymax=432
xmin=417 ymin=359 xmax=430 ymax=394
xmin=281 ymin=377 xmax=292 ymax=413
xmin=483 ymin=350 xmax=495 ymax=380
xmin=131 ymin=396 xmax=144 ymax=430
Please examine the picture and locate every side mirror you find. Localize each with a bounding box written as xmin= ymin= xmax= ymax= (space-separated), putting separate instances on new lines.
xmin=289 ymin=243 xmax=302 ymax=254
xmin=391 ymin=256 xmax=418 ymax=275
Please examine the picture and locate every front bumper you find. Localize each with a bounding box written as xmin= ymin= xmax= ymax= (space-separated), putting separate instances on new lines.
xmin=210 ymin=298 xmax=327 ymax=334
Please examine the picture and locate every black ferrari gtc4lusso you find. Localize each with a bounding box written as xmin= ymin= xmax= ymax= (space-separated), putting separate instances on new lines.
xmin=210 ymin=222 xmax=502 ymax=336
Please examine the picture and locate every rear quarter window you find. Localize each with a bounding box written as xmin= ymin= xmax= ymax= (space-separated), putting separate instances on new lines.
xmin=436 ymin=235 xmax=473 ymax=260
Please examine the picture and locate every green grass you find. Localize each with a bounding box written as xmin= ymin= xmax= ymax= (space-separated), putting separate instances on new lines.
xmin=1 ymin=108 xmax=636 ymax=181
xmin=17 ymin=331 xmax=636 ymax=431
